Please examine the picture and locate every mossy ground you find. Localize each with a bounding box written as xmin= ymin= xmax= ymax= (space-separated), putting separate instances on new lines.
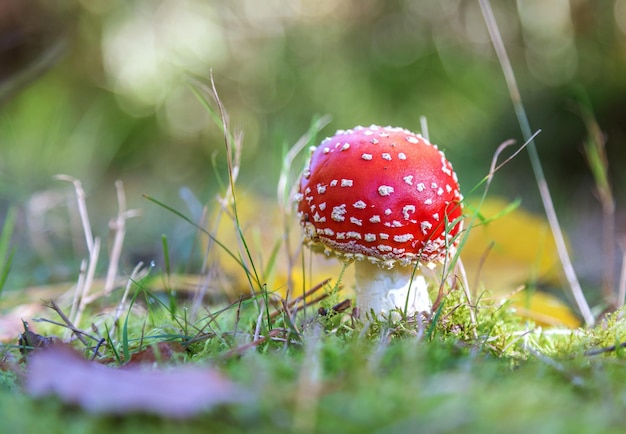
xmin=2 ymin=278 xmax=626 ymax=434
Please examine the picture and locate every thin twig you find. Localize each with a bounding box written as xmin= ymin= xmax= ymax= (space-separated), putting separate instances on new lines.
xmin=269 ymin=278 xmax=331 ymax=320
xmin=221 ymin=329 xmax=284 ymax=359
xmin=584 ymin=341 xmax=626 ymax=357
xmin=41 ymin=300 xmax=92 ymax=346
xmin=478 ymin=0 xmax=594 ymax=326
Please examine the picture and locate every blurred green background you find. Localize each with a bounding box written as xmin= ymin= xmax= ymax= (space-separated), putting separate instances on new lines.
xmin=1 ymin=0 xmax=625 ymax=290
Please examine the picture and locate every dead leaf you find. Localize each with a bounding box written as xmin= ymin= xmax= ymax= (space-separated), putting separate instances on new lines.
xmin=124 ymin=342 xmax=185 ymax=366
xmin=25 ymin=345 xmax=247 ymax=418
xmin=18 ymin=321 xmax=61 ymax=355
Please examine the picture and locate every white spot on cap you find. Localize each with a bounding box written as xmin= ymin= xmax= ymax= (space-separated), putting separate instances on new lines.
xmin=364 ymin=233 xmax=376 ymax=242
xmin=403 ymin=175 xmax=413 ymax=185
xmin=330 ymin=180 xmax=338 ymax=187
xmin=370 ymin=215 xmax=381 ymax=223
xmin=346 ymin=231 xmax=362 ymax=239
xmin=370 ymin=138 xmax=379 ymax=144
xmin=350 ymin=217 xmax=363 ymax=226
xmin=379 ymin=233 xmax=390 ymax=240
xmin=361 ymin=153 xmax=373 ymax=160
xmin=416 ymin=183 xmax=426 ymax=192
xmin=313 ymin=212 xmax=321 ymax=222
xmin=323 ymin=228 xmax=334 ymax=236
xmin=331 ymin=204 xmax=347 ymax=222
xmin=378 ymin=245 xmax=393 ymax=252
xmin=394 ymin=234 xmax=414 ymax=243
xmin=431 ymin=182 xmax=438 ymax=189
xmin=392 ymin=221 xmax=402 ymax=227
xmin=341 ymin=143 xmax=350 ymax=151
xmin=323 ymin=147 xmax=330 ymax=154
xmin=364 ymin=130 xmax=374 ymax=136
xmin=420 ymin=221 xmax=433 ymax=235
xmin=406 ymin=136 xmax=419 ymax=144
xmin=317 ymin=184 xmax=327 ymax=194
xmin=446 ymin=184 xmax=452 ymax=193
xmin=424 ymin=199 xmax=433 ymax=205
xmin=319 ymin=202 xmax=327 ymax=211
xmin=437 ymin=187 xmax=444 ymax=196
xmin=382 ymin=153 xmax=392 ymax=161
xmin=336 ymin=232 xmax=346 ymax=240
xmin=385 ymin=208 xmax=392 ymax=216
xmin=442 ymin=165 xmax=452 ymax=176
xmin=293 ymin=193 xmax=303 ymax=202
xmin=353 ymin=200 xmax=367 ymax=209
xmin=402 ymin=205 xmax=416 ymax=220
xmin=378 ymin=185 xmax=394 ymax=196
xmin=379 ymin=132 xmax=390 ymax=138
xmin=341 ymin=179 xmax=353 ymax=187
xmin=433 ymin=213 xmax=440 ymax=221
xmin=398 ymin=153 xmax=407 ymax=160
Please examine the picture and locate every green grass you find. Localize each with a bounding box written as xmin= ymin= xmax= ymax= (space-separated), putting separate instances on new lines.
xmin=3 ymin=291 xmax=626 ymax=434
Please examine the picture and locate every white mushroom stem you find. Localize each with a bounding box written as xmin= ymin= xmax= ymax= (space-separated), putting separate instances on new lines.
xmin=354 ymin=260 xmax=431 ymax=319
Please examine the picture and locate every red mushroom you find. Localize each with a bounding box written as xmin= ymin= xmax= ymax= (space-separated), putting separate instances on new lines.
xmin=295 ymin=125 xmax=463 ymax=319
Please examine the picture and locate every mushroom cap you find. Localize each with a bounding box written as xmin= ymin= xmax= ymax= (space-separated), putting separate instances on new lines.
xmin=296 ymin=125 xmax=463 ymax=267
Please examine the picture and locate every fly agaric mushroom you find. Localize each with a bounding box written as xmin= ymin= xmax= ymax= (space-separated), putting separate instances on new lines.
xmin=295 ymin=125 xmax=463 ymax=319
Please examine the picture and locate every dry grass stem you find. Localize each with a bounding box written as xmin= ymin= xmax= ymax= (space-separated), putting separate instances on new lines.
xmin=581 ymin=107 xmax=615 ymax=305
xmin=111 ymin=262 xmax=146 ymax=338
xmin=104 ymin=180 xmax=141 ymax=297
xmin=617 ymin=238 xmax=626 ymax=310
xmin=54 ymin=175 xmax=94 ymax=254
xmin=73 ymin=237 xmax=101 ymax=328
xmin=420 ymin=115 xmax=429 ymax=141
xmin=68 ymin=259 xmax=87 ymax=331
xmin=454 ymin=258 xmax=477 ymax=338
xmin=478 ymin=0 xmax=594 ymax=326
xmin=479 ymin=0 xmax=595 ymax=327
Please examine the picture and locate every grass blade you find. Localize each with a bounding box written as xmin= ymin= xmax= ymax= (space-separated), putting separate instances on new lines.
xmin=161 ymin=234 xmax=177 ymax=319
xmin=0 ymin=207 xmax=17 ymax=297
xmin=143 ymin=194 xmax=260 ymax=289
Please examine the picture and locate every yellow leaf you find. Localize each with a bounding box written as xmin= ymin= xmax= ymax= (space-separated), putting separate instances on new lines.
xmin=462 ymin=197 xmax=562 ymax=294
xmin=508 ymin=290 xmax=581 ymax=328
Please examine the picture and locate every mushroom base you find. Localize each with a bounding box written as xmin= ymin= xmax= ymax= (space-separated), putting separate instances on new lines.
xmin=354 ymin=260 xmax=431 ymax=320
